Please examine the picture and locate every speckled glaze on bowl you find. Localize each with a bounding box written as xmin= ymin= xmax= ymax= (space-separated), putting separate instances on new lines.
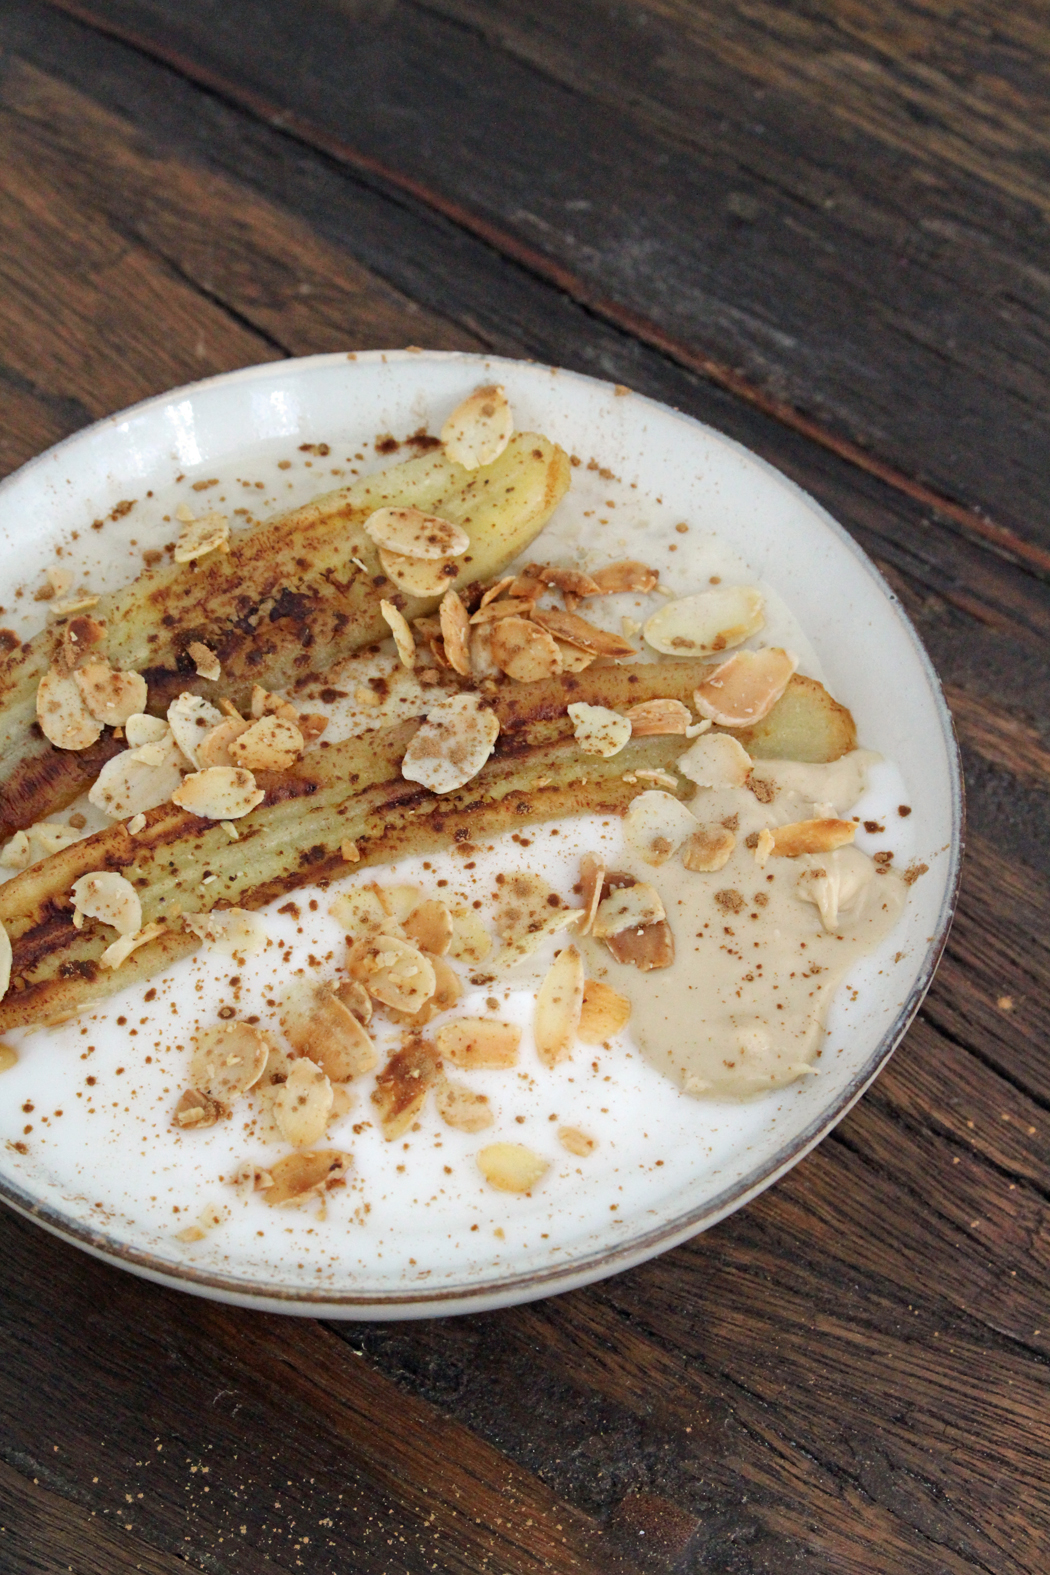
xmin=0 ymin=352 xmax=962 ymax=1317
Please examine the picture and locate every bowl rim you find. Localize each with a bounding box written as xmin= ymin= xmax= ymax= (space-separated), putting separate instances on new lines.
xmin=0 ymin=348 xmax=964 ymax=1317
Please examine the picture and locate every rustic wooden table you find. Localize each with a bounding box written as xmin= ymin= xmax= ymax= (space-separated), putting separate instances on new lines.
xmin=1 ymin=2 xmax=1047 ymax=1571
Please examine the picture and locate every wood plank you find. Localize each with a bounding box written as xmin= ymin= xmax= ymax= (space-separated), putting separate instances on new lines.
xmin=31 ymin=0 xmax=1050 ymax=554
xmin=0 ymin=1456 xmax=191 ymax=1575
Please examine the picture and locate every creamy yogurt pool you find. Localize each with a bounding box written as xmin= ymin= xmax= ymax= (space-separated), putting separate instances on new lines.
xmin=0 ymin=390 xmax=921 ymax=1288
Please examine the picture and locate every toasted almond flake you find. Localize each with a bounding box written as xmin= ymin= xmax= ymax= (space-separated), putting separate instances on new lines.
xmin=524 ymin=563 xmax=602 ymax=598
xmin=124 ymin=712 xmax=169 ymax=747
xmin=273 ymin=1057 xmax=334 ymax=1147
xmin=592 ymin=879 xmax=665 ymax=939
xmin=70 ymin=870 xmax=141 ymax=936
xmin=366 ymin=505 xmax=470 ymax=560
xmin=590 ymin=560 xmax=659 ymax=594
xmin=558 ymin=1125 xmax=596 ymax=1156
xmin=441 ymin=384 xmax=513 ymax=470
xmin=228 ymin=714 xmax=304 ymax=772
xmin=2 ymin=820 xmax=85 ymax=870
xmin=624 ymin=697 xmax=692 ymax=736
xmin=50 ymin=593 xmax=100 ymax=616
xmin=402 ymin=899 xmax=454 ymax=956
xmin=329 ymin=1085 xmax=355 ymax=1124
xmin=341 ymin=839 xmax=361 ymax=864
xmin=693 ymin=647 xmax=799 ymax=727
xmin=371 ymin=1036 xmax=442 ymax=1139
xmin=379 ymin=599 xmax=416 ymax=668
xmin=488 ymin=616 xmax=562 ymax=682
xmin=677 ymin=732 xmax=752 ymax=789
xmin=435 ymin=1074 xmax=493 ymax=1132
xmin=43 ymin=564 xmax=73 ymax=599
xmin=378 ymin=547 xmax=460 ymax=596
xmin=334 ymin=978 xmax=373 ymax=1025
xmin=643 ymin=585 xmax=764 ymax=655
xmin=89 ymin=732 xmax=185 ymax=820
xmin=623 ymin=789 xmax=699 ymax=866
xmin=58 ymin=614 xmax=108 ymax=676
xmin=187 ymin=640 xmax=221 ymax=680
xmin=262 ymin=1150 xmax=352 ymax=1207
xmin=401 ymin=691 xmax=500 ymax=794
xmin=174 ymin=510 xmax=229 ymax=562
xmin=183 ymin=907 xmax=267 ymax=954
xmin=172 ymin=766 xmax=264 ymax=820
xmin=769 ymin=817 xmax=857 ymax=857
xmin=534 ymin=944 xmax=584 ymax=1067
xmin=251 ymin=685 xmax=299 ymax=721
xmin=578 ymin=853 xmax=605 ymax=936
xmin=479 ymin=576 xmax=514 ymax=608
xmin=36 ymin=668 xmax=103 ymax=750
xmin=448 ymin=906 xmax=493 ymax=964
xmin=329 ymin=886 xmax=396 ymax=940
xmin=493 ymin=871 xmax=581 ymax=965
xmin=607 ymin=918 xmax=675 ymax=971
xmin=477 ymin=1142 xmax=548 ymax=1194
xmin=507 ymin=574 xmax=544 ymax=600
xmin=439 ymin=589 xmax=472 ymax=676
xmin=174 ymin=1202 xmax=225 ymax=1243
xmin=0 ymin=1044 xmax=17 ymax=1073
xmin=190 ymin=1020 xmax=269 ymax=1103
xmin=127 ymin=813 xmax=146 ymax=837
xmin=553 ymin=640 xmax=595 ymax=673
xmin=467 ymin=621 xmax=501 ymax=681
xmin=0 ymin=921 xmax=10 ymax=1004
xmin=281 ymin=978 xmax=378 ymax=1081
xmin=346 ymin=932 xmax=437 ymax=1012
xmin=578 ymin=980 xmax=632 ymax=1044
xmin=530 ymin=606 xmax=636 ymax=658
xmin=197 ymin=716 xmax=252 ymax=768
xmin=384 ymin=950 xmax=464 ymax=1028
xmin=74 ymin=661 xmax=148 ymax=727
xmin=377 ymin=884 xmax=423 ymax=924
xmin=681 ymin=825 xmax=736 ymax=872
xmin=436 ymin=1017 xmax=521 ymax=1069
xmin=167 ymin=692 xmax=225 ymax=767
xmin=100 ymin=920 xmax=165 ymax=970
xmin=298 ymin=712 xmax=329 ymax=742
xmin=567 ymin=702 xmax=632 ymax=758
xmin=173 ymin=1088 xmax=224 ymax=1129
xmin=0 ymin=832 xmax=30 ymax=870
xmin=754 ymin=827 xmax=776 ymax=867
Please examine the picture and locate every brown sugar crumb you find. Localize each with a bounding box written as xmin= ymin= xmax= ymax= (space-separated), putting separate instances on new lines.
xmin=898 ymin=804 xmax=912 ymax=817
xmin=714 ymin=889 xmax=746 ymax=914
xmin=902 ymin=861 xmax=928 ymax=886
xmin=864 ymin=820 xmax=885 ymax=834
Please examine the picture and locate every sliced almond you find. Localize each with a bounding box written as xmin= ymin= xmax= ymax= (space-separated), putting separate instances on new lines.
xmin=567 ymin=702 xmax=632 ymax=758
xmin=365 ymin=505 xmax=469 ymax=560
xmin=0 ymin=832 xmax=30 ymax=871
xmin=263 ymin=1150 xmax=352 ymax=1207
xmin=488 ymin=616 xmax=562 ymax=682
xmin=578 ymin=853 xmax=605 ymax=936
xmin=754 ymin=827 xmax=776 ymax=868
xmin=693 ymin=647 xmax=799 ymax=728
xmin=524 ymin=563 xmax=602 ymax=598
xmin=558 ymin=1126 xmax=597 ymax=1157
xmin=441 ymin=384 xmax=513 ymax=470
xmin=439 ymin=589 xmax=472 ymax=676
xmin=384 ymin=949 xmax=463 ymax=1028
xmin=299 ymin=712 xmax=329 ymax=742
xmin=174 ymin=510 xmax=229 ymax=563
xmin=623 ymin=789 xmax=698 ymax=866
xmin=379 ymin=547 xmax=460 ymax=596
xmin=401 ymin=691 xmax=500 ymax=794
xmin=250 ymin=686 xmax=299 ymax=722
xmin=477 ymin=1142 xmax=548 ymax=1194
xmin=280 ymin=978 xmax=378 ymax=1081
xmin=402 ymin=899 xmax=454 ymax=956
xmin=0 ymin=920 xmax=11 ymax=1004
xmin=534 ymin=944 xmax=584 ymax=1068
xmin=371 ymin=1036 xmax=442 ymax=1140
xmin=329 ymin=1085 xmax=355 ymax=1125
xmin=182 ymin=907 xmax=267 ymax=955
xmin=124 ymin=712 xmax=169 ymax=747
xmin=274 ymin=1058 xmax=334 ymax=1148
xmin=376 ymin=884 xmax=423 ymax=925
xmin=50 ymin=593 xmax=100 ymax=617
xmin=100 ymin=920 xmax=165 ymax=970
xmin=479 ymin=576 xmax=514 ymax=608
xmin=436 ymin=1017 xmax=521 ymax=1069
xmin=507 ymin=574 xmax=544 ymax=600
xmin=2 ymin=820 xmax=84 ymax=870
xmin=73 ymin=661 xmax=148 ymax=727
xmin=187 ymin=641 xmax=221 ymax=681
xmin=172 ymin=766 xmax=264 ymax=820
xmin=435 ymin=1074 xmax=493 ymax=1133
xmin=681 ymin=825 xmax=736 ymax=872
xmin=493 ymin=872 xmax=581 ymax=965
xmin=346 ymin=933 xmax=437 ymax=1013
xmin=578 ymin=980 xmax=632 ymax=1044
xmin=643 ymin=585 xmax=764 ymax=656
xmin=57 ymin=614 xmax=107 ymax=675
xmin=769 ymin=818 xmax=857 ymax=858
xmin=334 ymin=978 xmax=373 ymax=1025
xmin=340 ymin=839 xmax=360 ymax=864
xmin=0 ymin=1043 xmax=17 ymax=1073
xmin=88 ymin=733 xmax=185 ymax=819
xmin=228 ymin=715 xmax=304 ymax=772
xmin=552 ymin=640 xmax=595 ymax=673
xmin=380 ymin=599 xmax=416 ymax=668
xmin=329 ymin=885 xmax=397 ymax=940
xmin=530 ymin=606 xmax=636 ymax=659
xmin=447 ymin=906 xmax=493 ymax=964
xmin=606 ymin=919 xmax=675 ymax=971
xmin=590 ymin=560 xmax=659 ymax=595
xmin=173 ymin=1088 xmax=224 ymax=1129
xmin=167 ymin=692 xmax=225 ymax=767
xmin=197 ymin=716 xmax=252 ymax=768
xmin=70 ymin=870 xmax=142 ymax=936
xmin=592 ymin=879 xmax=665 ymax=939
xmin=470 ymin=597 xmax=538 ymax=625
xmin=677 ymin=732 xmax=752 ymax=789
xmin=624 ymin=697 xmax=692 ymax=736
xmin=36 ymin=669 xmax=103 ymax=750
xmin=190 ymin=1020 xmax=269 ymax=1104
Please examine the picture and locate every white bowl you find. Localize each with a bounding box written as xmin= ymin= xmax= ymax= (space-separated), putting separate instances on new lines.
xmin=0 ymin=352 xmax=962 ymax=1317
